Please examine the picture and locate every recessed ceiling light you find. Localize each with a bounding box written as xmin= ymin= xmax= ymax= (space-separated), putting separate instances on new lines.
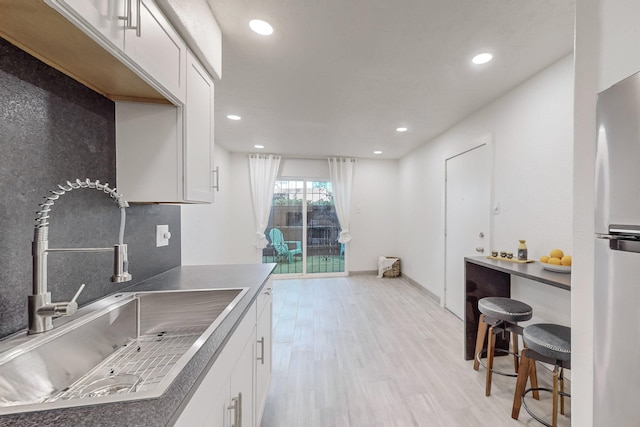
xmin=249 ymin=19 xmax=273 ymax=36
xmin=472 ymin=53 xmax=493 ymax=65
xmin=254 ymin=144 xmax=265 ymax=149
xmin=396 ymin=127 xmax=408 ymax=132
xmin=227 ymin=114 xmax=241 ymax=120
xmin=373 ymin=151 xmax=382 ymax=155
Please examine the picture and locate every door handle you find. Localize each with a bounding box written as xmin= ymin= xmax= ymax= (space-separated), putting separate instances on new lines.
xmin=475 ymin=246 xmax=484 ymax=253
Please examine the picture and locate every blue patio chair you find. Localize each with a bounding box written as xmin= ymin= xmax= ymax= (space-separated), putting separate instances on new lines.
xmin=269 ymin=228 xmax=302 ymax=263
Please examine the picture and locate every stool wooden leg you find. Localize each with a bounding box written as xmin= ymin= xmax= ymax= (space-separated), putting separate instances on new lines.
xmin=529 ymin=357 xmax=540 ymax=400
xmin=473 ymin=314 xmax=488 ymax=371
xmin=560 ymin=367 xmax=565 ymax=415
xmin=511 ymin=348 xmax=530 ymax=420
xmin=523 ymin=342 xmax=540 ymax=400
xmin=511 ymin=331 xmax=519 ymax=373
xmin=485 ymin=325 xmax=496 ymax=396
xmin=552 ymin=366 xmax=559 ymax=427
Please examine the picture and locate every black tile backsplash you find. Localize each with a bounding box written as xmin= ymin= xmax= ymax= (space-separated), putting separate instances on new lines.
xmin=0 ymin=38 xmax=181 ymax=339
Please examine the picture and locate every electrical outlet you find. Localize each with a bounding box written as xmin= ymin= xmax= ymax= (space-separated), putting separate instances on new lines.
xmin=156 ymin=225 xmax=171 ymax=247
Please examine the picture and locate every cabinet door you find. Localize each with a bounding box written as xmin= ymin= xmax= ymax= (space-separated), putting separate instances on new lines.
xmin=125 ymin=0 xmax=186 ymax=103
xmin=230 ymin=326 xmax=256 ymax=427
xmin=255 ymin=289 xmax=272 ymax=425
xmin=203 ymin=377 xmax=231 ymax=427
xmin=184 ymin=51 xmax=214 ymax=203
xmin=115 ymin=102 xmax=182 ymax=203
xmin=174 ymin=303 xmax=257 ymax=427
xmin=51 ymin=0 xmax=125 ymax=50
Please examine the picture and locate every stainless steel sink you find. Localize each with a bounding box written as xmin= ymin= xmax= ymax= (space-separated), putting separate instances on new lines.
xmin=0 ymin=287 xmax=248 ymax=415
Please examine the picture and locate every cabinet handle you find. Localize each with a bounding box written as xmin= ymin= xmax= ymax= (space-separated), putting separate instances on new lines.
xmin=257 ymin=337 xmax=265 ymax=365
xmin=120 ymin=0 xmax=141 ymax=36
xmin=212 ymin=166 xmax=220 ymax=191
xmin=118 ymin=0 xmax=133 ymax=27
xmin=228 ymin=392 xmax=242 ymax=427
xmin=135 ymin=0 xmax=141 ymax=37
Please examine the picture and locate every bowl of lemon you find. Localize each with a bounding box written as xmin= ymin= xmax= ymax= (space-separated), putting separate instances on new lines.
xmin=539 ymin=249 xmax=572 ymax=273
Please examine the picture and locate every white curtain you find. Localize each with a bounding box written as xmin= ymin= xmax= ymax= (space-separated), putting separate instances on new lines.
xmin=328 ymin=157 xmax=356 ymax=243
xmin=249 ymin=154 xmax=281 ymax=249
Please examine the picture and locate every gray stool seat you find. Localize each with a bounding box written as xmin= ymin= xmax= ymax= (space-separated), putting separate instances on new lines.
xmin=523 ymin=324 xmax=571 ymax=362
xmin=478 ymin=297 xmax=533 ymax=323
xmin=512 ymin=323 xmax=571 ymax=427
xmin=474 ymin=297 xmax=536 ymax=397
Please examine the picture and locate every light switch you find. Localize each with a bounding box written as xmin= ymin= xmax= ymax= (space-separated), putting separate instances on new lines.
xmin=156 ymin=225 xmax=171 ymax=247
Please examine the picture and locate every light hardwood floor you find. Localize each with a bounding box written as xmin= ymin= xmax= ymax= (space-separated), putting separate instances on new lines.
xmin=260 ymin=275 xmax=570 ymax=427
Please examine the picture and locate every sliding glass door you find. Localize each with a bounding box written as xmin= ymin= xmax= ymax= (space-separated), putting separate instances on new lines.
xmin=262 ymin=179 xmax=345 ymax=276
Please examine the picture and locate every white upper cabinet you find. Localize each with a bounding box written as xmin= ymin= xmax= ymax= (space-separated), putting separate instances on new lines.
xmin=52 ymin=0 xmax=126 ymax=51
xmin=44 ymin=0 xmax=187 ymax=104
xmin=124 ymin=0 xmax=187 ymax=103
xmin=155 ymin=0 xmax=222 ymax=80
xmin=115 ymin=51 xmax=214 ymax=203
xmin=184 ymin=50 xmax=215 ymax=203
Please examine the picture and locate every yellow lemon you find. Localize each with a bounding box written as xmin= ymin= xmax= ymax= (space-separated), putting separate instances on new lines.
xmin=549 ymin=249 xmax=564 ymax=259
xmin=561 ymin=255 xmax=572 ymax=266
xmin=548 ymin=257 xmax=562 ymax=265
xmin=540 ymin=255 xmax=550 ymax=263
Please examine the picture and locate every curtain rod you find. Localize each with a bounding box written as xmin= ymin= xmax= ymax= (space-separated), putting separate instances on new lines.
xmin=246 ymin=153 xmax=357 ymax=161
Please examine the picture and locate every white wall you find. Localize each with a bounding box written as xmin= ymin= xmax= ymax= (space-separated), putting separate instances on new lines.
xmin=280 ymin=157 xmax=400 ymax=272
xmin=183 ymin=152 xmax=399 ymax=271
xmin=399 ymin=55 xmax=574 ymax=314
xmin=181 ymin=144 xmax=236 ymax=264
xmin=349 ymin=159 xmax=399 ymax=271
xmin=572 ymin=1 xmax=598 ymax=425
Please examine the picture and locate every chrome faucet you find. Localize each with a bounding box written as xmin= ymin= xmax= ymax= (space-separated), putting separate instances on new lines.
xmin=28 ymin=179 xmax=132 ymax=334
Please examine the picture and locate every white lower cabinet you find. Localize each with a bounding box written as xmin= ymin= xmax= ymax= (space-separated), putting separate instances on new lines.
xmin=255 ymin=286 xmax=273 ymax=423
xmin=175 ymin=290 xmax=272 ymax=427
xmin=229 ymin=328 xmax=256 ymax=427
xmin=204 ymin=377 xmax=230 ymax=427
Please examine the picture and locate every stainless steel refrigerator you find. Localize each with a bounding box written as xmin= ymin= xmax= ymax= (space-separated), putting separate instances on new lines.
xmin=594 ymin=71 xmax=640 ymax=426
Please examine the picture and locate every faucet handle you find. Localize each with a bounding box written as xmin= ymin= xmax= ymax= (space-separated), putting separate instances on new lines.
xmin=62 ymin=283 xmax=85 ymax=316
xmin=71 ymin=283 xmax=85 ymax=304
xmin=37 ymin=283 xmax=85 ymax=318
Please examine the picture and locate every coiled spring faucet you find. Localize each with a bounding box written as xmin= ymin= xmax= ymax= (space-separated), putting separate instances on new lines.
xmin=28 ymin=179 xmax=132 ymax=334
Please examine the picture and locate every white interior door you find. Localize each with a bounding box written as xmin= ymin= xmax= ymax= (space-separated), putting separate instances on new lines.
xmin=445 ymin=144 xmax=491 ymax=319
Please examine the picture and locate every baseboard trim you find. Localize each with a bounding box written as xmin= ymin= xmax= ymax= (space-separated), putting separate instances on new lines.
xmin=401 ymin=273 xmax=440 ymax=304
xmin=349 ymin=271 xmax=440 ymax=304
xmin=349 ymin=270 xmax=377 ymax=276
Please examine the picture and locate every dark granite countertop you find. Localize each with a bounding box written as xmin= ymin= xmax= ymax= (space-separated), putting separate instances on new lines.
xmin=465 ymin=256 xmax=571 ymax=291
xmin=0 ymin=263 xmax=276 ymax=427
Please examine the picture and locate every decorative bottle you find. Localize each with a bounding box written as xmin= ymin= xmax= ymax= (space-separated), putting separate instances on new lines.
xmin=518 ymin=240 xmax=528 ymax=261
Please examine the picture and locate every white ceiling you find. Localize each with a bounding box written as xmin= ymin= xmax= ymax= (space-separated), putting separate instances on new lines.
xmin=207 ymin=0 xmax=575 ymax=160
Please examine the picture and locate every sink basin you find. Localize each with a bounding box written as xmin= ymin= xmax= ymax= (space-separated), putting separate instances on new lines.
xmin=0 ymin=287 xmax=248 ymax=415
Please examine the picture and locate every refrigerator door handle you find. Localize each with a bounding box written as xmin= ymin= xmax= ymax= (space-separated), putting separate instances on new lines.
xmin=596 ymin=225 xmax=640 ymax=252
xmin=605 ymin=236 xmax=640 ymax=253
xmin=609 ymin=224 xmax=640 ymax=238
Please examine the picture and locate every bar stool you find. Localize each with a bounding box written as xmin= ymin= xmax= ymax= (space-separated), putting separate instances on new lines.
xmin=511 ymin=323 xmax=571 ymax=427
xmin=473 ymin=296 xmax=535 ymax=396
